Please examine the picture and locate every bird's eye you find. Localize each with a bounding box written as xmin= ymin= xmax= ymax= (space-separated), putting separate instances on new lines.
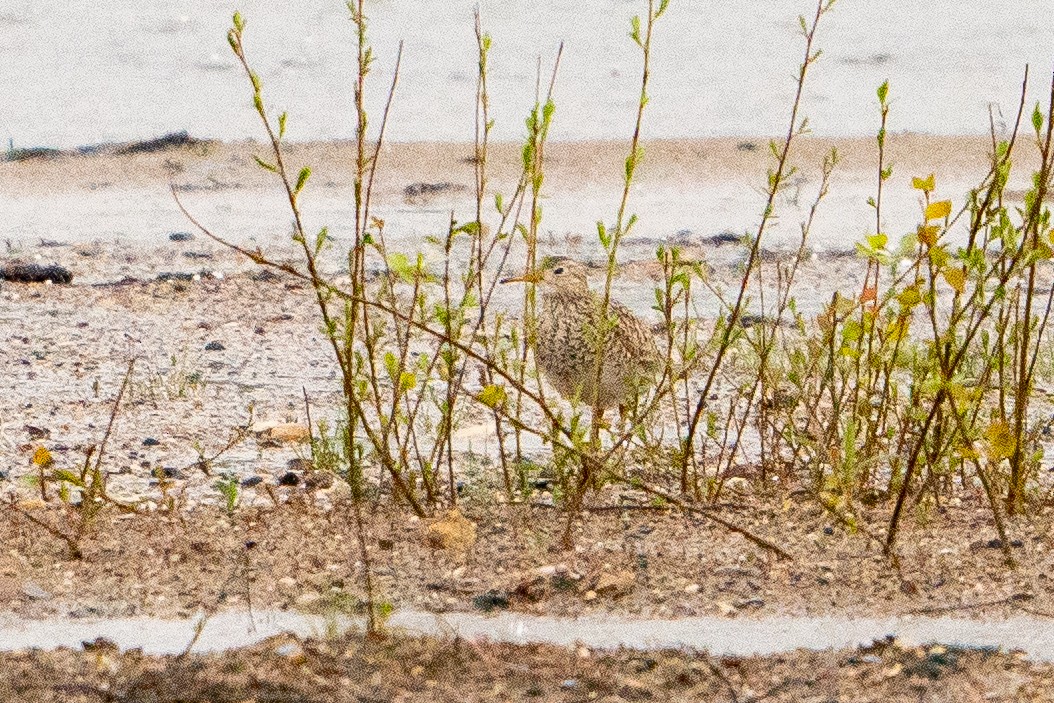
xmin=554 ymin=267 xmax=564 ymax=274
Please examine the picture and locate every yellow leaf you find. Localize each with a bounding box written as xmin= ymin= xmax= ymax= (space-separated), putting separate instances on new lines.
xmin=31 ymin=446 xmax=52 ymax=467
xmin=912 ymin=173 xmax=935 ymax=191
xmin=478 ymin=384 xmax=507 ymax=409
xmin=925 ymin=200 xmax=952 ymax=220
xmin=943 ymin=267 xmax=966 ymax=294
xmin=984 ymin=421 xmax=1016 ymax=462
xmin=399 ymin=372 xmax=417 ymax=391
xmin=898 ymin=285 xmax=922 ymax=308
xmin=917 ymin=225 xmax=940 ymax=247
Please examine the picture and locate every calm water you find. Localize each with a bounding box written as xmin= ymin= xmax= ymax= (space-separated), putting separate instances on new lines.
xmin=2 ymin=1 xmax=1054 ymax=148
xmin=2 ymin=609 xmax=1053 ymax=660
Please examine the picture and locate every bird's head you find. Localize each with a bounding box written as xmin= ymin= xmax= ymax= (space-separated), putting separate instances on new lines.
xmin=501 ymin=256 xmax=590 ymax=293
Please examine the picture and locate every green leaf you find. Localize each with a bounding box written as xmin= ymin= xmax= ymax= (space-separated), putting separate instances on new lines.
xmin=295 ymin=166 xmax=311 ymax=194
xmin=866 ymin=232 xmax=887 ymax=250
xmin=383 ymin=351 xmax=399 ymax=380
xmin=596 ymin=221 xmax=610 ymax=248
xmin=630 ymin=15 xmax=642 ymax=45
xmin=278 ymin=112 xmax=288 ymax=139
xmin=494 ymin=192 xmax=504 ymax=214
xmin=314 ymin=226 xmax=329 ymax=253
xmin=253 ymin=155 xmax=277 ymax=172
xmin=232 ymin=11 xmax=245 ymax=31
xmin=876 ymin=80 xmax=889 ymax=104
xmin=1033 ymin=102 xmax=1044 ymax=136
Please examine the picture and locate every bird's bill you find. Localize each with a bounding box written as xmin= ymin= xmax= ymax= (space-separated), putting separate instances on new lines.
xmin=500 ymin=270 xmax=542 ymax=284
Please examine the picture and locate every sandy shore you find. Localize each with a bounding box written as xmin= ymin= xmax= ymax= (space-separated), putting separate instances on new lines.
xmin=3 ymin=133 xmax=1054 ymax=674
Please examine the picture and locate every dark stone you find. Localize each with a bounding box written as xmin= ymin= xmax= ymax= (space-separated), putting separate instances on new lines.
xmin=153 ymin=467 xmax=185 ymax=480
xmin=823 ymin=526 xmax=834 ymax=536
xmin=701 ymin=230 xmax=741 ymax=246
xmin=472 ymin=590 xmax=511 ymax=612
xmin=142 ymin=437 xmax=161 ymax=446
xmin=251 ymin=269 xmax=281 ymax=282
xmin=736 ymin=141 xmax=758 ymax=152
xmin=240 ymin=476 xmax=263 ymax=488
xmin=378 ymin=538 xmax=394 ymax=551
xmin=24 ymin=425 xmax=50 ymax=439
xmin=403 ymin=181 xmax=465 ymax=199
xmin=278 ymin=472 xmax=300 ymax=486
xmin=6 ymin=146 xmax=62 ymax=162
xmin=183 ymin=251 xmax=213 ymax=260
xmin=204 ymin=341 xmax=225 ymax=351
xmin=1 ymin=262 xmax=73 ymax=284
xmin=304 ymin=471 xmax=333 ymax=490
xmin=155 ymin=272 xmax=195 ymax=282
xmin=113 ymin=131 xmax=201 ymax=155
xmin=168 ymin=231 xmax=195 ymax=242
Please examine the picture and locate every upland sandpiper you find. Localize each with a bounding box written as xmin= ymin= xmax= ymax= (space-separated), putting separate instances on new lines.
xmin=502 ymin=256 xmax=659 ymax=418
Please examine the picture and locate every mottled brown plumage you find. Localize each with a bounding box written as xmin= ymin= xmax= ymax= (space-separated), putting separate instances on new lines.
xmin=503 ymin=257 xmax=659 ymax=414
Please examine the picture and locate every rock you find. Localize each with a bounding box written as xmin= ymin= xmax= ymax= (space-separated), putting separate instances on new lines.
xmin=683 ymin=583 xmax=701 ymax=594
xmin=618 ymin=678 xmax=654 ymax=701
xmin=24 ymin=425 xmax=50 ymax=440
xmin=277 ymin=472 xmax=300 ymax=487
xmin=402 ymin=181 xmax=466 ymax=203
xmin=514 ymin=575 xmax=549 ymax=602
xmin=204 ymin=340 xmax=225 ymax=351
xmin=472 ymin=590 xmax=511 ymax=612
xmin=304 ymin=471 xmax=333 ymax=490
xmin=142 ymin=437 xmax=161 ymax=447
xmin=240 ymin=475 xmax=263 ymax=487
xmin=256 ymin=422 xmax=311 ymax=445
xmin=274 ymin=641 xmax=305 ymax=661
xmin=716 ymin=601 xmax=736 ymax=616
xmin=1 ymin=262 xmax=73 ymax=284
xmin=169 ymin=231 xmax=195 ymax=242
xmin=81 ymin=637 xmax=119 ymax=653
xmin=21 ymin=581 xmax=50 ymax=601
xmin=593 ymin=570 xmax=636 ymax=598
xmin=724 ymin=476 xmax=752 ymax=493
xmin=277 ymin=577 xmax=297 ymax=591
xmin=583 ymin=590 xmax=597 ymax=602
xmin=114 ymin=131 xmax=201 ymax=155
xmin=424 ymin=509 xmax=477 ymax=551
xmin=735 ymin=598 xmax=765 ymax=610
xmin=295 ymin=592 xmax=322 ymax=608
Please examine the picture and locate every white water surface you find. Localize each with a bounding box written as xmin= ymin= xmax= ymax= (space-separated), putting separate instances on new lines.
xmin=2 ymin=1 xmax=1053 ymax=147
xmin=1 ymin=609 xmax=1052 ymax=660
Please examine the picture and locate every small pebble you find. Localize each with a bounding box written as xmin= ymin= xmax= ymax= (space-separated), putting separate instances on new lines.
xmin=204 ymin=341 xmax=225 ymax=351
xmin=22 ymin=582 xmax=51 ymax=601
